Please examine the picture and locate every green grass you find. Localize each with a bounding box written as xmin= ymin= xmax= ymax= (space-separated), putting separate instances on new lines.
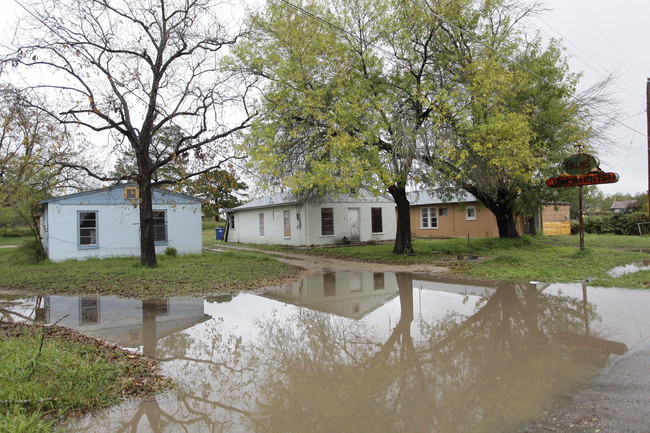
xmin=0 ymin=235 xmax=30 ymax=247
xmin=0 ymin=322 xmax=171 ymax=431
xmin=262 ymin=234 xmax=650 ymax=288
xmin=0 ymin=249 xmax=301 ymax=298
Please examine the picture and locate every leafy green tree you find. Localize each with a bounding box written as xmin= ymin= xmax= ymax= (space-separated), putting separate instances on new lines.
xmin=237 ymin=0 xmax=465 ymax=254
xmin=2 ymin=0 xmax=253 ymax=267
xmin=238 ymin=0 xmax=599 ymax=251
xmin=184 ymin=168 xmax=248 ymax=221
xmin=419 ymin=3 xmax=603 ymax=238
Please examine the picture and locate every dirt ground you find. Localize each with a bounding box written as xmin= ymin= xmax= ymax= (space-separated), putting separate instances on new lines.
xmin=211 ymin=244 xmax=450 ymax=276
xmin=517 ymin=350 xmax=650 ymax=433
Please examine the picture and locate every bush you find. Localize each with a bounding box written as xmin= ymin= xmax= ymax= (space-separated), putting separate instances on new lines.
xmin=164 ymin=246 xmax=177 ymax=257
xmin=14 ymin=238 xmax=47 ymax=264
xmin=574 ymin=212 xmax=648 ymax=235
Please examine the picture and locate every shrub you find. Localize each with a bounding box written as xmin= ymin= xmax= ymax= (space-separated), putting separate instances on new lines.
xmin=575 ymin=213 xmax=648 ymax=236
xmin=14 ymin=238 xmax=47 ymax=264
xmin=164 ymin=247 xmax=177 ymax=257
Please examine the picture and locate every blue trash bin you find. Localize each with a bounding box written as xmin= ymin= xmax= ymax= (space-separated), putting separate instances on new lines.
xmin=216 ymin=228 xmax=225 ymax=240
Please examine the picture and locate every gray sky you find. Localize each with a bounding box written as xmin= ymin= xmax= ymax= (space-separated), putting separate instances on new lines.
xmin=530 ymin=0 xmax=649 ymax=197
xmin=2 ymin=0 xmax=648 ymax=197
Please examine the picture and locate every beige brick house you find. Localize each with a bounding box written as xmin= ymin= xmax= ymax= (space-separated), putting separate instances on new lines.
xmin=408 ymin=192 xmax=570 ymax=239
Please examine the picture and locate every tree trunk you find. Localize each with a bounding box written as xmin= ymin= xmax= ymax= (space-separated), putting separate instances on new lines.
xmin=138 ymin=177 xmax=158 ymax=268
xmin=214 ymin=204 xmax=220 ymax=222
xmin=466 ymin=187 xmax=520 ymax=239
xmin=388 ymin=185 xmax=414 ymax=255
xmin=493 ymin=207 xmax=519 ymax=238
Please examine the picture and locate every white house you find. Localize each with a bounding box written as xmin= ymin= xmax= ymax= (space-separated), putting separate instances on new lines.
xmin=225 ymin=193 xmax=397 ymax=246
xmin=39 ymin=184 xmax=202 ymax=262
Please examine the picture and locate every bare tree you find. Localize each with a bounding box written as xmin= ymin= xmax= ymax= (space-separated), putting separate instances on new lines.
xmin=0 ymin=84 xmax=85 ymax=256
xmin=1 ymin=0 xmax=255 ymax=266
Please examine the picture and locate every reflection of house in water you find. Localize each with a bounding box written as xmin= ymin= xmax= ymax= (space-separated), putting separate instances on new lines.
xmin=263 ymin=272 xmax=401 ymax=320
xmin=262 ymin=272 xmax=511 ymax=320
xmin=38 ymin=296 xmax=209 ymax=350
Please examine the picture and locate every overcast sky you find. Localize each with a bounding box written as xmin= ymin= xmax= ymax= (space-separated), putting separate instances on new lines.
xmin=529 ymin=0 xmax=649 ymax=197
xmin=2 ymin=0 xmax=648 ymax=197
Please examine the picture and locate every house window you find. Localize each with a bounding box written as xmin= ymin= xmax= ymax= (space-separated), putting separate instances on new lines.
xmin=371 ymin=207 xmax=383 ymax=233
xmin=78 ymin=211 xmax=98 ymax=247
xmin=439 ymin=208 xmax=448 ymax=216
xmin=283 ymin=210 xmax=291 ymax=238
xmin=420 ymin=207 xmax=438 ymax=229
xmin=259 ymin=213 xmax=265 ymax=237
xmin=153 ymin=210 xmax=168 ymax=244
xmin=123 ymin=186 xmax=139 ymax=200
xmin=321 ymin=208 xmax=334 ymax=236
xmin=466 ymin=206 xmax=477 ymax=221
xmin=229 ymin=213 xmax=235 ymax=230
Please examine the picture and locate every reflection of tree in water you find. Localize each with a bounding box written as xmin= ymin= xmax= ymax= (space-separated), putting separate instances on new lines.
xmin=65 ymin=282 xmax=611 ymax=433
xmin=67 ymin=301 xmax=257 ymax=433
xmin=251 ymin=276 xmax=603 ymax=433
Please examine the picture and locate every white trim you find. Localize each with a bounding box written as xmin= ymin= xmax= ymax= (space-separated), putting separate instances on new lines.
xmin=420 ymin=207 xmax=439 ymax=229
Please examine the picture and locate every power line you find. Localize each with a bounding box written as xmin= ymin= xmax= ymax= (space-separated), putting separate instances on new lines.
xmin=566 ymin=0 xmax=648 ymax=78
xmin=522 ymin=15 xmax=645 ymax=107
xmin=273 ymin=0 xmax=646 ymax=138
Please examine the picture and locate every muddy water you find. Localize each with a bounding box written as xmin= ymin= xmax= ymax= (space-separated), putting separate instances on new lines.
xmin=607 ymin=259 xmax=650 ymax=277
xmin=6 ymin=273 xmax=650 ymax=433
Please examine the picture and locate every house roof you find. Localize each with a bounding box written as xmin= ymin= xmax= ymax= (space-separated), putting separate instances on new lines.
xmin=407 ymin=191 xmax=477 ymax=206
xmin=229 ymin=191 xmax=394 ymax=212
xmin=610 ymin=200 xmax=638 ymax=211
xmin=40 ymin=183 xmax=202 ymax=206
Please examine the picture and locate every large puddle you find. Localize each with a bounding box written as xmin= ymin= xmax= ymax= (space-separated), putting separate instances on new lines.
xmin=4 ymin=272 xmax=650 ymax=433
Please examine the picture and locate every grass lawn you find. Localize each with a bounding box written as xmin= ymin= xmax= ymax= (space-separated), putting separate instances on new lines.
xmin=0 ymin=244 xmax=301 ymax=298
xmin=220 ymin=234 xmax=650 ymax=289
xmin=0 ymin=236 xmax=27 ymax=247
xmin=0 ymin=321 xmax=171 ymax=432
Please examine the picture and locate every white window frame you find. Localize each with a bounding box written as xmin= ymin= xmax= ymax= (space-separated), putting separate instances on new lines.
xmin=153 ymin=210 xmax=168 ymax=244
xmin=465 ymin=206 xmax=477 ymax=221
xmin=78 ymin=210 xmax=98 ymax=248
xmin=259 ymin=213 xmax=265 ymax=237
xmin=420 ymin=207 xmax=438 ymax=229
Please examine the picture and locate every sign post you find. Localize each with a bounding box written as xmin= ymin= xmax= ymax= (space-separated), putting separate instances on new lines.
xmin=546 ymin=153 xmax=619 ymax=251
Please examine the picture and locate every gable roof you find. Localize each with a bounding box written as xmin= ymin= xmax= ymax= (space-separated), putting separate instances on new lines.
xmin=40 ymin=183 xmax=202 ymax=206
xmin=407 ymin=191 xmax=477 ymax=206
xmin=610 ymin=200 xmax=639 ymax=211
xmin=229 ymin=191 xmax=394 ymax=212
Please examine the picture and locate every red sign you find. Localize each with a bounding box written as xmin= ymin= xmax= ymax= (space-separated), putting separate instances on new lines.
xmin=546 ymin=172 xmax=619 ymax=188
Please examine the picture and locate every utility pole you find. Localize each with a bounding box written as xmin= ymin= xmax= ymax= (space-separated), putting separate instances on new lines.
xmin=647 ymin=79 xmax=650 ymax=221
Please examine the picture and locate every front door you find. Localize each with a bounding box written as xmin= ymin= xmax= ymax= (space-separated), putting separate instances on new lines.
xmin=347 ymin=208 xmax=360 ymax=242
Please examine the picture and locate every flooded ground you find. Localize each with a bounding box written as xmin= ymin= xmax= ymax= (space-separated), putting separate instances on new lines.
xmin=4 ymin=272 xmax=650 ymax=433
